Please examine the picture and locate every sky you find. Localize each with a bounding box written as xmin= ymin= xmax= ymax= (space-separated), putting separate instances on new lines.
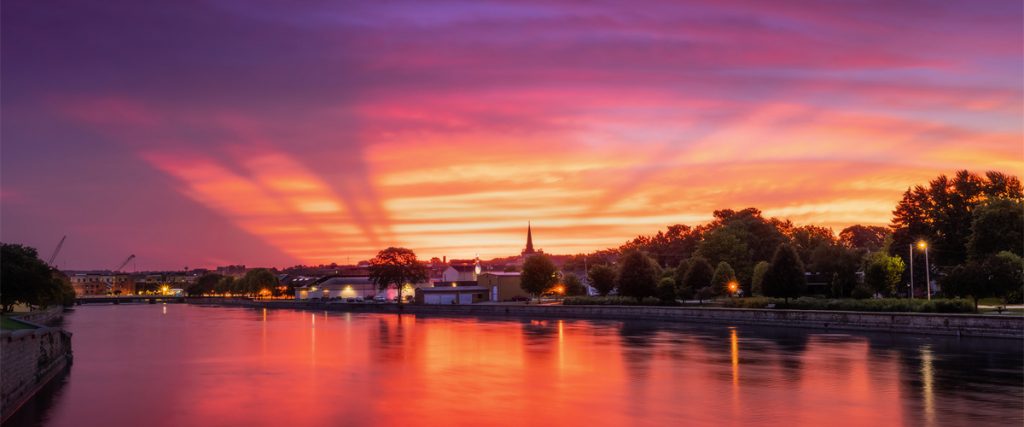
xmin=2 ymin=0 xmax=1022 ymax=270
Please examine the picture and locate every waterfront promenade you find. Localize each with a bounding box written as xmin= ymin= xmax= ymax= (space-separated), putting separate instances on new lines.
xmin=191 ymin=298 xmax=1024 ymax=339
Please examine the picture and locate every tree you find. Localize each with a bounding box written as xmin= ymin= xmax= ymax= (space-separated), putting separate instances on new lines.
xmin=521 ymin=253 xmax=558 ymax=299
xmin=967 ymin=198 xmax=1024 ymax=259
xmin=215 ymin=276 xmax=235 ymax=295
xmin=788 ymin=225 xmax=835 ymax=270
xmin=368 ymin=247 xmax=428 ymax=304
xmin=562 ymin=272 xmax=587 ymax=296
xmin=1 ymin=243 xmax=74 ymax=312
xmin=762 ymin=244 xmax=806 ymax=302
xmin=838 ymin=225 xmax=890 ymax=252
xmin=751 ymin=261 xmax=770 ymax=296
xmin=620 ymin=224 xmax=702 ymax=268
xmin=711 ymin=261 xmax=737 ymax=296
xmin=673 ymin=259 xmax=691 ymax=297
xmin=588 ymin=264 xmax=617 ymax=296
xmin=945 ymin=252 xmax=1024 ymax=310
xmin=616 ymin=250 xmax=659 ymax=301
xmin=656 ymin=277 xmax=677 ymax=304
xmin=891 ymin=170 xmax=1022 ymax=266
xmin=680 ymin=257 xmax=714 ymax=299
xmin=238 ymin=269 xmax=279 ymax=298
xmin=189 ymin=273 xmax=223 ymax=297
xmin=811 ymin=244 xmax=861 ymax=298
xmin=695 ymin=227 xmax=751 ymax=290
xmin=863 ymin=252 xmax=905 ymax=297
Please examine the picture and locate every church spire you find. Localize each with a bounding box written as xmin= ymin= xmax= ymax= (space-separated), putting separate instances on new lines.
xmin=522 ymin=221 xmax=536 ymax=255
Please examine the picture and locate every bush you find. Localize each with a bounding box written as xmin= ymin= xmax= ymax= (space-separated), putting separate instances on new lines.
xmin=563 ymin=296 xmax=664 ymax=306
xmin=720 ymin=297 xmax=974 ymax=313
xmin=850 ymin=285 xmax=873 ymax=300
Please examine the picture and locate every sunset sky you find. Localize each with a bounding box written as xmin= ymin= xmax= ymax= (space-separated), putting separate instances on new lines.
xmin=2 ymin=0 xmax=1021 ymax=270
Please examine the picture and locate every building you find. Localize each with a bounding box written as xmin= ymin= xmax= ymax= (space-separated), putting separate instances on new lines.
xmin=69 ymin=273 xmax=135 ymax=296
xmin=477 ymin=272 xmax=528 ymax=301
xmin=295 ymin=276 xmax=431 ymax=301
xmin=415 ymin=286 xmax=489 ymax=304
xmin=441 ymin=263 xmax=479 ymax=282
xmin=522 ymin=222 xmax=536 ymax=256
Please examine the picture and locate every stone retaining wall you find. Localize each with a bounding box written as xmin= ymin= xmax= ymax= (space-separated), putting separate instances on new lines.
xmin=12 ymin=307 xmax=64 ymax=326
xmin=191 ymin=299 xmax=1023 ymax=339
xmin=0 ymin=326 xmax=73 ymax=422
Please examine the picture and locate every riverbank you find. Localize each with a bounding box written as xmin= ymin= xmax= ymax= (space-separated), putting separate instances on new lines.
xmin=190 ymin=298 xmax=1024 ymax=339
xmin=1 ymin=308 xmax=73 ymax=423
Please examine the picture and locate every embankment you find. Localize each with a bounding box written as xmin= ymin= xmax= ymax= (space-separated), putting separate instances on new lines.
xmin=189 ymin=298 xmax=1023 ymax=339
xmin=0 ymin=316 xmax=73 ymax=423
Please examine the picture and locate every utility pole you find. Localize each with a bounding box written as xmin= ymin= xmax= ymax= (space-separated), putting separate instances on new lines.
xmin=909 ymin=244 xmax=914 ymax=300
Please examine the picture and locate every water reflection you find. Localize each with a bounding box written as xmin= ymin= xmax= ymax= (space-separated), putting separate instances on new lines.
xmin=7 ymin=305 xmax=1021 ymax=427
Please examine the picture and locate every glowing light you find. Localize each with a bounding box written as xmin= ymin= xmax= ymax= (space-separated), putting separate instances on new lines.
xmin=160 ymin=285 xmax=170 ymax=295
xmin=728 ymin=281 xmax=739 ymax=294
xmin=917 ymin=241 xmax=928 ymax=250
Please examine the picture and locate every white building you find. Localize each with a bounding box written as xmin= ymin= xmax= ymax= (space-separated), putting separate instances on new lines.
xmin=295 ymin=276 xmax=431 ymax=301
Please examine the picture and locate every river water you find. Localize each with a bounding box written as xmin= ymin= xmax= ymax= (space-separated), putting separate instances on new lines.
xmin=6 ymin=304 xmax=1022 ymax=427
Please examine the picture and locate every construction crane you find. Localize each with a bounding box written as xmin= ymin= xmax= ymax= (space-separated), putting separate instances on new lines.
xmin=46 ymin=235 xmax=67 ymax=266
xmin=113 ymin=254 xmax=136 ymax=272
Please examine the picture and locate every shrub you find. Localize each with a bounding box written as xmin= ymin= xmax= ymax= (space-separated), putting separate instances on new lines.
xmin=563 ymin=296 xmax=665 ymax=306
xmin=720 ymin=297 xmax=974 ymax=313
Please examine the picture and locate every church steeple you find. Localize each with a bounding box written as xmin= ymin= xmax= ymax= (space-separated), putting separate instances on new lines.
xmin=522 ymin=222 xmax=536 ymax=256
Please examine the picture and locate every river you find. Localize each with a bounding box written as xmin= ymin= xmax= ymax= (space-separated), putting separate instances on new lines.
xmin=6 ymin=304 xmax=1022 ymax=426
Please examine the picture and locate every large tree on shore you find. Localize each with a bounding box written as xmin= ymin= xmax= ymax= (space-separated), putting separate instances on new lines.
xmin=520 ymin=253 xmax=558 ymax=299
xmin=891 ymin=170 xmax=1022 ymax=266
xmin=616 ymin=250 xmax=659 ymax=300
xmin=762 ymin=244 xmax=806 ymax=302
xmin=680 ymin=257 xmax=714 ymax=299
xmin=369 ymin=247 xmax=428 ymax=304
xmin=967 ymin=198 xmax=1024 ymax=259
xmin=863 ymin=252 xmax=906 ymax=297
xmin=588 ymin=264 xmax=617 ymax=296
xmin=1 ymin=243 xmax=75 ymax=312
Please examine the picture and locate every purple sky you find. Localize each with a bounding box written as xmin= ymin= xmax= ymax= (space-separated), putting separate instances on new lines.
xmin=2 ymin=0 xmax=1021 ymax=270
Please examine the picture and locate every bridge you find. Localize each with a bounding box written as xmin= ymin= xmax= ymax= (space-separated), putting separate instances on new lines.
xmin=75 ymin=296 xmax=188 ymax=305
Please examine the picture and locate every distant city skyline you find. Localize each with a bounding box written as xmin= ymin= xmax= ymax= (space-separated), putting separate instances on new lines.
xmin=2 ymin=1 xmax=1022 ymax=270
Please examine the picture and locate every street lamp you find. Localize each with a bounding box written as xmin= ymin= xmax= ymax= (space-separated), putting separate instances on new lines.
xmin=917 ymin=241 xmax=931 ymax=300
xmin=908 ymin=243 xmax=914 ymax=300
xmin=727 ymin=281 xmax=738 ymax=298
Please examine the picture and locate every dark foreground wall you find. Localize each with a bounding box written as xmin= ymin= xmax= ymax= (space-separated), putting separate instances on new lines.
xmin=0 ymin=326 xmax=73 ymax=423
xmin=191 ymin=299 xmax=1023 ymax=339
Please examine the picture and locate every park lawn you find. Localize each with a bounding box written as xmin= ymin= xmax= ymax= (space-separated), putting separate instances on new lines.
xmin=1 ymin=315 xmax=36 ymax=330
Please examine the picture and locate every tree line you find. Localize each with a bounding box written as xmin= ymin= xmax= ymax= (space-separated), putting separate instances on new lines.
xmin=549 ymin=169 xmax=1022 ymax=307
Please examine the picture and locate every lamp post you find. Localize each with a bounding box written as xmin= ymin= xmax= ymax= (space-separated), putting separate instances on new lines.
xmin=909 ymin=244 xmax=914 ymax=300
xmin=918 ymin=241 xmax=930 ymax=301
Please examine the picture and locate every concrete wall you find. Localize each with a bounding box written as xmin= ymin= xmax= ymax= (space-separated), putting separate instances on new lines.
xmin=0 ymin=327 xmax=73 ymax=422
xmin=13 ymin=307 xmax=64 ymax=326
xmin=191 ymin=299 xmax=1023 ymax=339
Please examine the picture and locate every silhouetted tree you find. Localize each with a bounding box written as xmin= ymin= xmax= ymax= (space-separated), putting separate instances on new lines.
xmin=944 ymin=252 xmax=1024 ymax=310
xmin=751 ymin=261 xmax=770 ymax=296
xmin=762 ymin=244 xmax=806 ymax=303
xmin=368 ymin=247 xmax=428 ymax=304
xmin=562 ymin=272 xmax=587 ymax=296
xmin=680 ymin=257 xmax=714 ymax=299
xmin=838 ymin=225 xmax=890 ymax=252
xmin=656 ymin=277 xmax=677 ymax=304
xmin=967 ymin=198 xmax=1024 ymax=259
xmin=891 ymin=170 xmax=1022 ymax=266
xmin=588 ymin=264 xmax=617 ymax=296
xmin=616 ymin=250 xmax=659 ymax=301
xmin=520 ymin=254 xmax=558 ymax=299
xmin=711 ymin=261 xmax=737 ymax=296
xmin=0 ymin=243 xmax=75 ymax=312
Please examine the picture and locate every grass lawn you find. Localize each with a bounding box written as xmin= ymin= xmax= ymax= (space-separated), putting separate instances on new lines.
xmin=1 ymin=315 xmax=36 ymax=330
